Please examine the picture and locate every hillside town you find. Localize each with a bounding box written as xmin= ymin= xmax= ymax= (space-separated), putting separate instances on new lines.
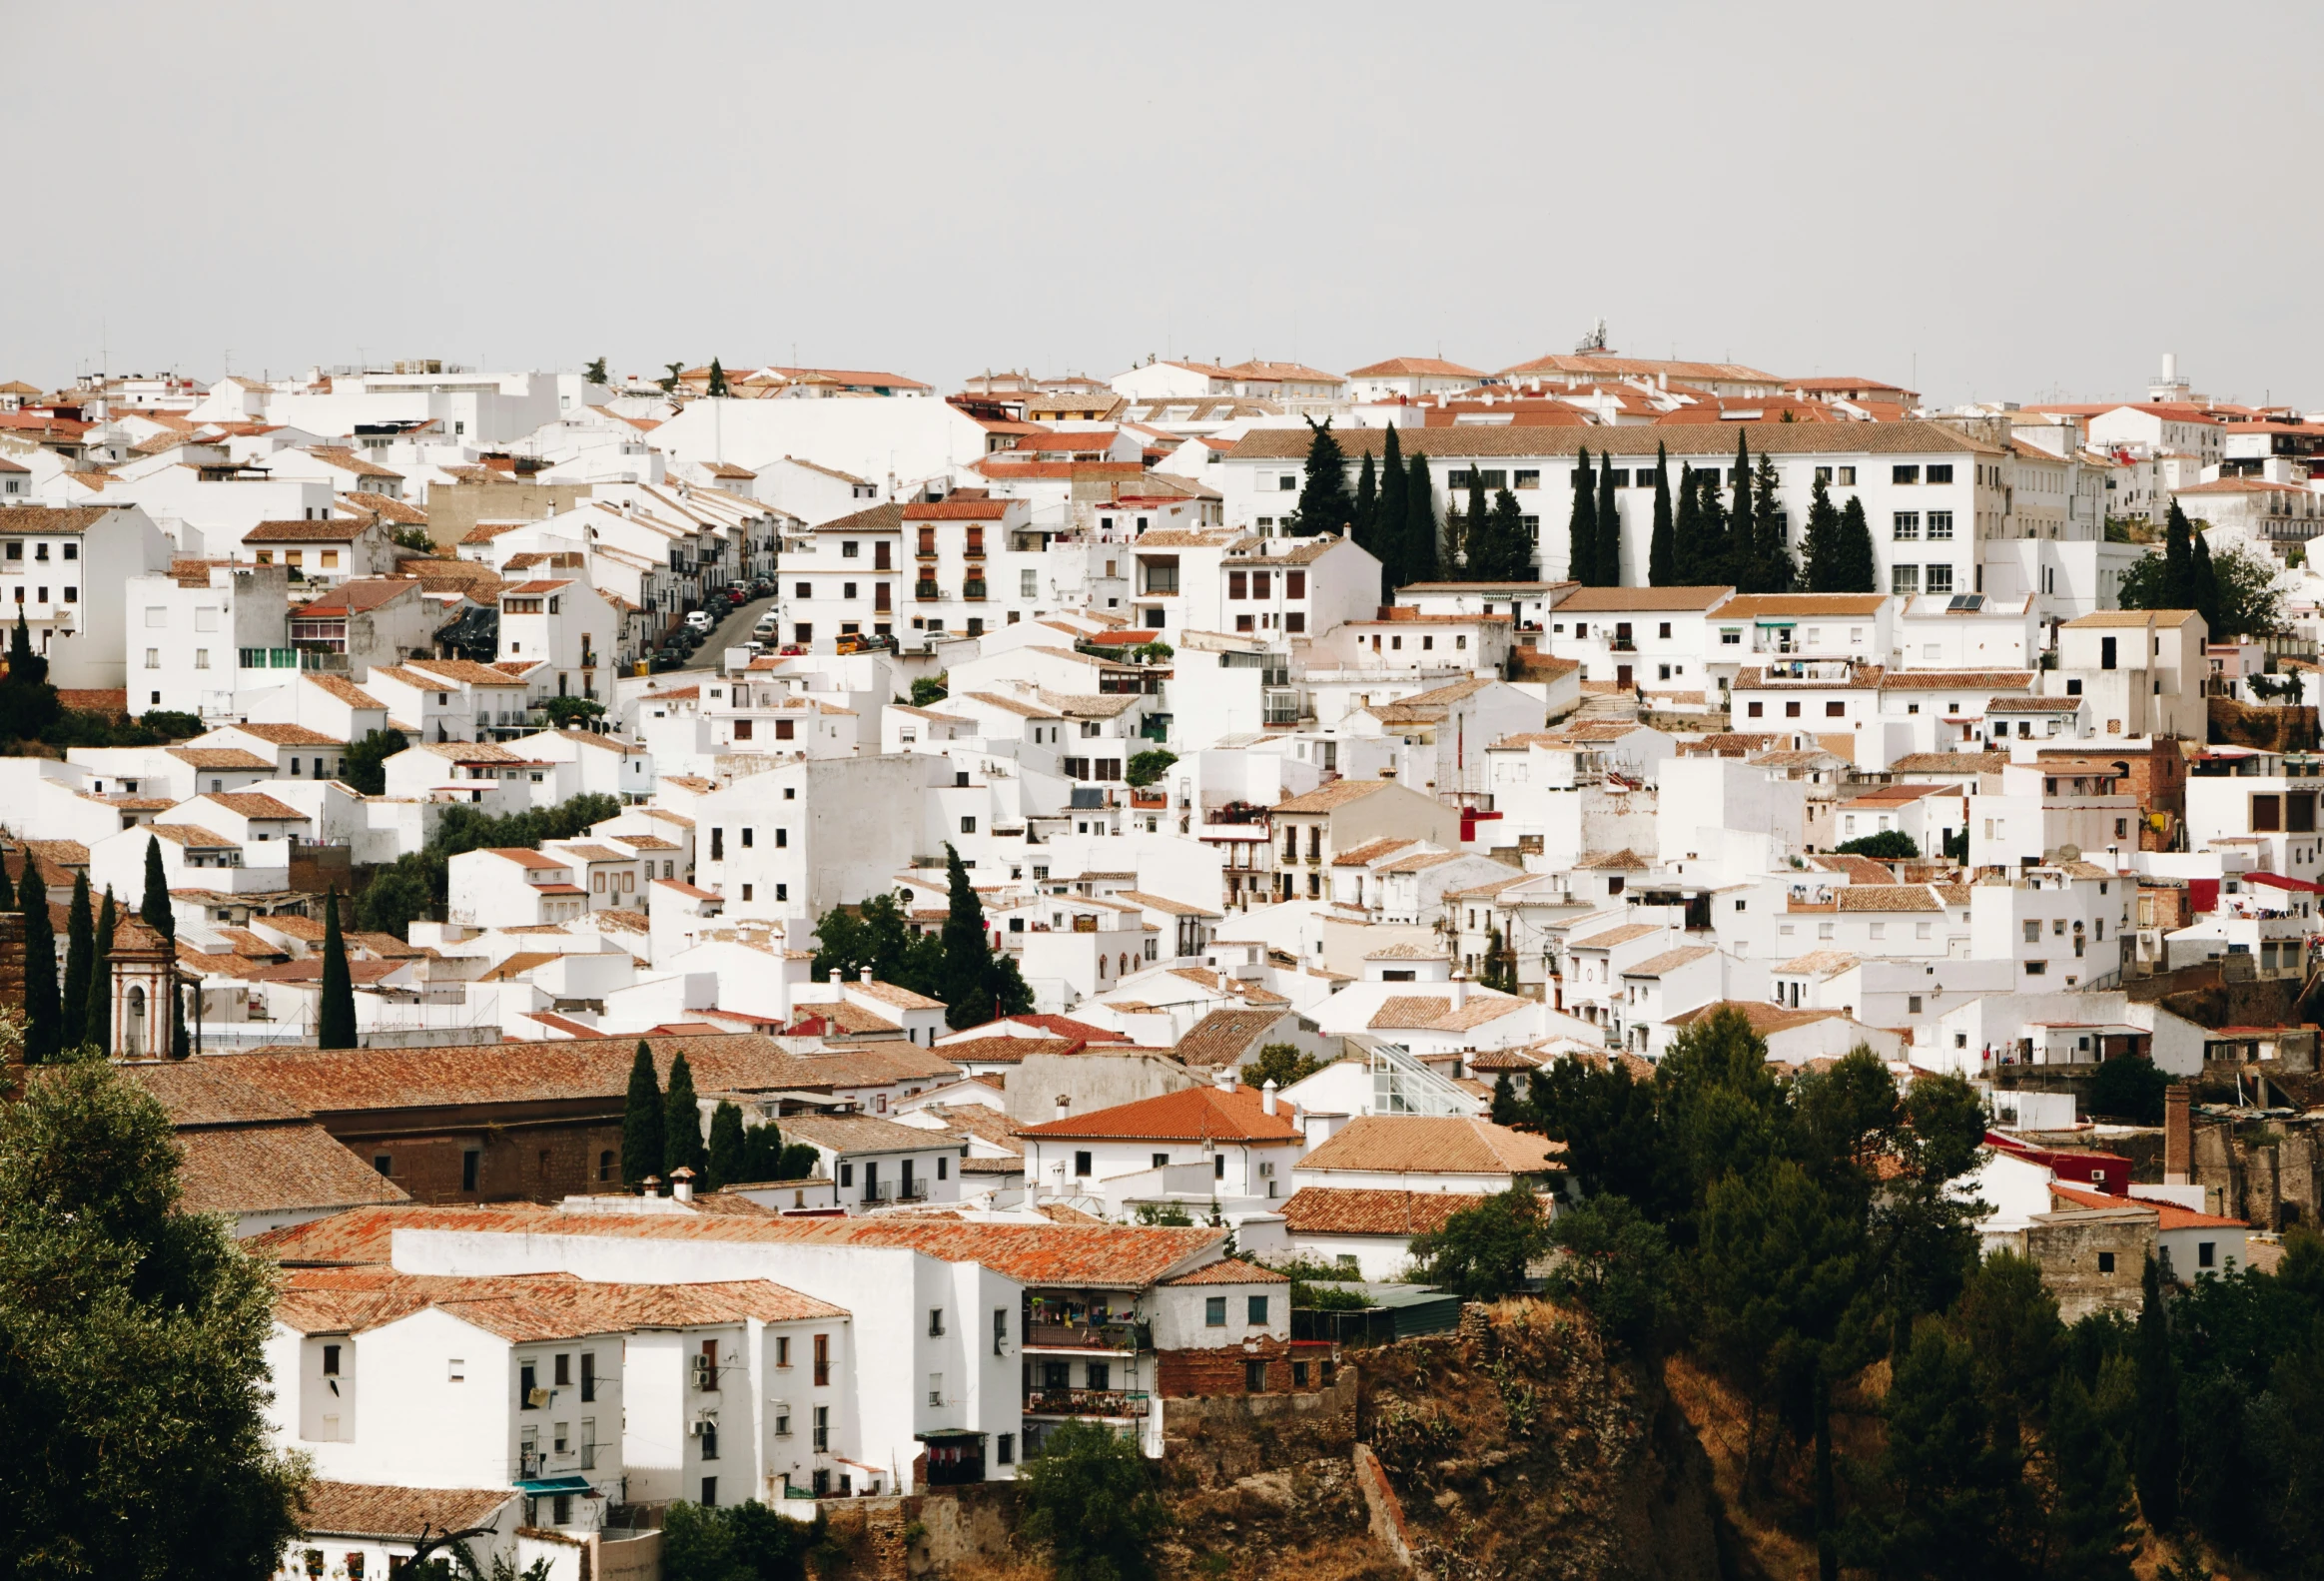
xmin=8 ymin=337 xmax=2324 ymax=1581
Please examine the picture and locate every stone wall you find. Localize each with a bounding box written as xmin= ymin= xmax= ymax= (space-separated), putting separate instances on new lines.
xmin=2192 ymin=1114 xmax=2324 ymax=1230
xmin=1155 ymin=1335 xmax=1295 ymax=1398
xmin=2022 ymin=1212 xmax=2154 ymax=1322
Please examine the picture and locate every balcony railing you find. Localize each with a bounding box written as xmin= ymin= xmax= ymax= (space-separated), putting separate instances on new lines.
xmin=1025 ymin=1387 xmax=1149 ymax=1417
xmin=1024 ymin=1321 xmax=1148 ymax=1352
xmin=898 ymin=1181 xmax=929 ymax=1202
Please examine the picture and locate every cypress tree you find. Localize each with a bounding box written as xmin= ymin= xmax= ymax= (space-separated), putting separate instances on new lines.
xmin=1672 ymin=462 xmax=1700 ymax=583
xmin=1800 ymin=471 xmax=1843 ymax=592
xmin=1696 ymin=468 xmax=1731 ymax=587
xmin=621 ymin=1041 xmax=664 ymax=1190
xmin=1351 ymin=450 xmax=1378 ymax=560
xmin=939 ymin=842 xmax=994 ymax=1029
xmin=1461 ymin=468 xmax=1488 ymax=577
xmin=1404 ymin=452 xmax=1438 ymax=582
xmin=1595 ymin=450 xmax=1621 ymax=586
xmin=1727 ymin=432 xmax=1756 ymax=588
xmin=1838 ymin=496 xmax=1878 ymax=594
xmin=61 ymin=871 xmax=93 ymax=1054
xmin=1489 ymin=1071 xmax=1520 ymax=1126
xmin=85 ymin=885 xmax=115 ymax=1054
xmin=2191 ymin=529 xmax=2219 ymax=632
xmin=317 ymin=886 xmax=357 ymax=1050
xmin=22 ymin=874 xmax=58 ymax=1061
xmin=140 ymin=834 xmax=171 ymax=942
xmin=1752 ymin=453 xmax=1795 ymax=594
xmin=1485 ymin=490 xmax=1528 ymax=582
xmin=706 ymin=1100 xmax=747 ymax=1190
xmin=1290 ymin=418 xmax=1352 ymax=536
xmin=0 ymin=845 xmax=16 ymax=913
xmin=663 ymin=1051 xmax=705 ymax=1184
xmin=704 ymin=358 xmax=729 ymax=397
xmin=2132 ymin=1254 xmax=2180 ymax=1529
xmin=2162 ymin=501 xmax=2195 ymax=608
xmin=1567 ymin=447 xmax=1598 ymax=585
xmin=1376 ymin=425 xmax=1408 ymax=595
xmin=1647 ymin=444 xmax=1675 ymax=586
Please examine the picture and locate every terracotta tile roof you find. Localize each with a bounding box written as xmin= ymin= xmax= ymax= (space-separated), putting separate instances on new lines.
xmin=1365 ymin=993 xmax=1529 ymax=1032
xmin=1876 ymin=670 xmax=2036 ymax=692
xmin=947 ymin=1013 xmax=1128 ymax=1044
xmin=773 ymin=1112 xmax=944 ymax=1154
xmin=1553 ymin=585 xmax=1733 ymax=612
xmin=177 ymin=1123 xmax=410 ymax=1215
xmin=1172 ymin=1008 xmax=1288 ymax=1069
xmin=2051 ymin=1184 xmax=2246 ymax=1230
xmin=276 ymin=1266 xmax=846 ymax=1341
xmin=124 ymin=1061 xmax=311 ymax=1125
xmin=1161 ymin=1256 xmax=1288 ymax=1286
xmin=147 ymin=823 xmax=237 ymax=849
xmin=1888 ymin=751 xmax=2009 ymax=772
xmin=227 ymin=722 xmax=344 ymax=746
xmin=1573 ymin=849 xmax=1650 ymax=870
xmin=929 ymin=1036 xmax=1079 ymax=1065
xmin=1297 ymin=1117 xmax=1564 ymax=1177
xmin=848 ymin=979 xmax=945 ymax=1011
xmin=1272 ymin=779 xmax=1398 ymax=815
xmin=1665 ymin=1000 xmax=1848 ymax=1035
xmin=1347 ymin=357 xmax=1485 ymax=379
xmin=1622 ymin=945 xmax=1718 ymax=978
xmin=1718 ymin=593 xmax=1890 ymax=617
xmin=1279 ymin=1186 xmax=1494 ymax=1236
xmin=339 ymin=489 xmax=427 ymax=524
xmin=1568 ymin=922 xmax=1663 ymax=950
xmin=1113 ymin=890 xmax=1221 ymax=918
xmin=1018 ymin=1083 xmax=1301 ymax=1144
xmin=244 ymin=518 xmax=373 ymax=542
xmin=786 ymin=1001 xmax=901 ymax=1036
xmin=1836 ymin=885 xmax=1943 ymax=913
xmin=257 ymin=1203 xmax=1225 ymax=1291
xmin=298 ymin=1482 xmax=514 ymax=1542
xmin=200 ymin=791 xmax=305 ymax=820
xmin=1332 ymin=836 xmax=1420 ymax=868
xmin=2062 ymin=609 xmax=2200 ymax=628
xmin=167 ymin=747 xmax=277 ymax=770
xmin=1232 ymin=417 xmax=2000 ymax=461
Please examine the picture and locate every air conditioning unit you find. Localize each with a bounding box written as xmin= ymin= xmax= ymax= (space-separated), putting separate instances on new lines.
xmin=691 ymin=1414 xmax=718 ymax=1435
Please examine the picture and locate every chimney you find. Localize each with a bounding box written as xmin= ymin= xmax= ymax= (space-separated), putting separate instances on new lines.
xmin=1055 ymin=1095 xmax=1070 ymax=1120
xmin=1261 ymin=1079 xmax=1278 ymax=1116
xmin=2164 ymin=1082 xmax=2192 ymax=1186
xmin=1213 ymin=1063 xmax=1237 ymax=1092
xmin=670 ymin=1166 xmax=695 ymax=1204
xmin=859 ymin=966 xmax=873 ymax=986
xmin=1449 ymin=971 xmax=1468 ymax=1011
xmin=829 ymin=968 xmax=841 ymax=987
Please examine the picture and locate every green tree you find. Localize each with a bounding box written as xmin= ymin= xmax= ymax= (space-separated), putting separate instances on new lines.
xmin=318 ymin=887 xmax=358 ymax=1049
xmin=0 ymin=1061 xmax=308 ymax=1576
xmin=1490 ymin=1071 xmax=1521 ymax=1126
xmin=2133 ymin=1254 xmax=2181 ymax=1530
xmin=140 ymin=833 xmax=172 ymax=940
xmin=1841 ymin=1318 xmax=2017 ymax=1578
xmin=1351 ymin=448 xmax=1378 ymax=558
xmin=338 ymin=728 xmax=407 ymax=795
xmin=1527 ymin=1054 xmax=1670 ymax=1214
xmin=1647 ymin=444 xmax=1675 ymax=585
xmin=909 ymin=674 xmax=948 ymax=708
xmin=60 ymin=871 xmax=93 ymax=1056
xmin=2088 ymin=1054 xmax=2168 ymax=1125
xmin=810 ymin=893 xmax=943 ymax=998
xmin=1835 ymin=495 xmax=1878 ymax=593
xmin=1696 ymin=466 xmax=1731 ymax=588
xmin=2191 ymin=530 xmax=2219 ymax=631
xmin=1244 ymin=1042 xmax=1321 ymax=1092
xmin=661 ymin=1497 xmax=821 ymax=1581
xmin=85 ymin=885 xmax=115 ymax=1053
xmin=705 ymin=1100 xmax=747 ymax=1191
xmin=664 ymin=1051 xmax=705 ymax=1186
xmin=1799 ymin=471 xmax=1844 ymax=592
xmin=0 ymin=605 xmax=62 ymax=742
xmin=1376 ymin=424 xmax=1408 ymax=596
xmin=1672 ymin=461 xmax=1701 ymax=583
xmin=0 ymin=845 xmax=16 ymax=912
xmin=1567 ymin=447 xmax=1598 ymax=585
xmin=540 ymin=696 xmax=607 ymax=731
xmin=1452 ymin=467 xmax=1488 ymax=578
xmin=2117 ymin=538 xmax=2281 ymax=640
xmin=1752 ymin=451 xmax=1794 ymax=593
xmin=1124 ymin=748 xmax=1176 ymax=789
xmin=2046 ymin=1372 xmax=2139 ymax=1581
xmin=356 ymin=863 xmax=433 ymax=939
xmin=621 ymin=1041 xmax=664 ymax=1190
xmin=1404 ymin=451 xmax=1439 ymax=583
xmin=1016 ymin=1418 xmax=1170 ymax=1581
xmin=2162 ymin=500 xmax=2196 ymax=607
xmin=1726 ymin=432 xmax=1755 ymax=588
xmin=1407 ymin=1186 xmax=1554 ymax=1300
xmin=1595 ymin=447 xmax=1621 ymax=585
xmin=1835 ymin=830 xmax=1919 ymax=860
xmin=1544 ymin=1193 xmax=1677 ymax=1351
xmin=583 ymin=357 xmax=610 ymax=387
xmin=21 ymin=866 xmax=59 ymax=1061
xmin=705 ymin=358 xmax=729 ymax=397
xmin=1289 ymin=417 xmax=1352 ymax=537
xmin=1476 ymin=489 xmax=1528 ymax=582
xmin=659 ymin=361 xmax=686 ymax=395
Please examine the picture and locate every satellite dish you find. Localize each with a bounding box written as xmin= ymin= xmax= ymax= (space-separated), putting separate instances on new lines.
xmin=2057 ymin=844 xmax=2081 ymax=862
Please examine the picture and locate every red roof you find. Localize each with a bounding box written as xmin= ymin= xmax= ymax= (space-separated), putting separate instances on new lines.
xmin=2051 ymin=1184 xmax=2247 ymax=1231
xmin=1018 ymin=1083 xmax=1301 ymax=1143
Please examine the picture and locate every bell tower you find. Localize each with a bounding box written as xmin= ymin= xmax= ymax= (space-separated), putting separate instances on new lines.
xmin=109 ymin=919 xmax=176 ymax=1061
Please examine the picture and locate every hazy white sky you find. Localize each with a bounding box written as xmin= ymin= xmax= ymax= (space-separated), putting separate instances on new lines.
xmin=11 ymin=2 xmax=2317 ymax=406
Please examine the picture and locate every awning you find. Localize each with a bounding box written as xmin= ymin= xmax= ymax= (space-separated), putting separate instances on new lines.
xmin=512 ymin=1476 xmax=593 ymax=1495
xmin=913 ymin=1429 xmax=988 ymax=1441
xmin=2248 ymin=872 xmax=2323 ymax=894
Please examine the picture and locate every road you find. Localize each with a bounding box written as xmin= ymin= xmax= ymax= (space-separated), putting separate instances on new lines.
xmin=670 ymin=592 xmax=778 ymax=673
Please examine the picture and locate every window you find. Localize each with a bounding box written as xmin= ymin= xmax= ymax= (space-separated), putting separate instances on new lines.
xmin=554 ymin=1352 xmax=571 ymax=1386
xmin=1205 ymin=1296 xmax=1227 ymax=1326
xmin=2026 ymin=961 xmax=2047 ymax=976
xmin=1926 ymin=463 xmax=1953 ymax=484
xmin=1247 ymin=1294 xmax=1269 ymax=1325
xmin=144 ymin=648 xmax=159 ymax=669
xmin=813 ymin=1334 xmax=830 ymax=1387
xmin=520 ymin=1360 xmax=538 ymax=1406
xmin=929 ymin=1372 xmax=944 ymax=1406
xmin=929 ymin=1307 xmax=946 ymax=1337
xmin=2096 ymin=1251 xmax=2115 ymax=1273
xmin=1892 ymin=565 xmax=1920 ymax=595
xmin=1893 ymin=512 xmax=1920 ymax=540
xmin=374 ymin=1153 xmax=392 ymax=1176
xmin=1074 ymin=1150 xmax=1092 ymax=1177
xmin=960 ymin=816 xmax=976 ymax=834
xmin=323 ymin=1343 xmax=342 ymax=1376
xmin=1826 ymin=701 xmax=1845 ymax=718
xmin=1514 ymin=468 xmax=1540 ymax=488
xmin=997 ymin=1433 xmax=1016 ymax=1465
xmin=1747 ymin=701 xmax=1764 ymax=718
xmin=448 ymin=1358 xmax=465 ymax=1382
xmin=1893 ymin=464 xmax=1921 ymax=484
xmin=1927 ymin=510 xmax=1953 ymax=539
xmin=1925 ymin=565 xmax=1954 ymax=595
xmin=461 ymin=1150 xmax=479 ymax=1191
xmin=581 ymin=1351 xmax=596 ymax=1401
xmin=1785 ymin=700 xmax=1802 ymax=718
xmin=2198 ymin=1241 xmax=2216 ymax=1268
xmin=2253 ymin=794 xmax=2283 ymax=833
xmin=1244 ymin=1359 xmax=1267 ymax=1392
xmin=994 ymin=1307 xmax=1008 ymax=1355
xmin=700 ymin=1476 xmax=717 ymax=1506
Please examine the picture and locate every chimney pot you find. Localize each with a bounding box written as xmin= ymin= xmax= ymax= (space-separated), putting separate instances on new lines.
xmin=829 ymin=968 xmax=841 ymax=986
xmin=670 ymin=1166 xmax=695 ymax=1203
xmin=1213 ymin=1063 xmax=1236 ymax=1092
xmin=1449 ymin=971 xmax=1468 ymax=1011
xmin=1261 ymin=1079 xmax=1278 ymax=1116
xmin=859 ymin=966 xmax=873 ymax=986
xmin=1055 ymin=1095 xmax=1070 ymax=1115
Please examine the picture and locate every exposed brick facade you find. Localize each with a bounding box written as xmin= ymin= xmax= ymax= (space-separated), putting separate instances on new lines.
xmin=1156 ymin=1336 xmax=1293 ymax=1397
xmin=2040 ymin=740 xmax=2186 ymax=851
xmin=357 ymin=1120 xmax=628 ymax=1205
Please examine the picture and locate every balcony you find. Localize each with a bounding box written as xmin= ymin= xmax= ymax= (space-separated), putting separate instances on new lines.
xmin=897 ymin=1181 xmax=930 ymax=1202
xmin=1025 ymin=1387 xmax=1149 ymax=1418
xmin=1609 ymin=638 xmax=1637 ymax=653
xmin=915 ymin=583 xmax=942 ymax=602
xmin=1024 ymin=1321 xmax=1148 ymax=1352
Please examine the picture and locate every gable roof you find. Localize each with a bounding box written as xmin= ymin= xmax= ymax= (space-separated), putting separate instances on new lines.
xmin=1278 ymin=1186 xmax=1494 ymax=1236
xmin=1296 ymin=1116 xmax=1564 ymax=1177
xmin=1017 ymin=1083 xmax=1301 ymax=1144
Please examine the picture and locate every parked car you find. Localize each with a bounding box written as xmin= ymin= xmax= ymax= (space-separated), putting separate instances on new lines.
xmin=684 ymin=609 xmax=714 ymax=630
xmin=651 ymin=648 xmax=684 ymax=671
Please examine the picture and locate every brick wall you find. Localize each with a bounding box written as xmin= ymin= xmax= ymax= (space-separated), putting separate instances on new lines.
xmin=1155 ymin=1336 xmax=1293 ymax=1397
xmin=356 ymin=1120 xmax=628 ymax=1204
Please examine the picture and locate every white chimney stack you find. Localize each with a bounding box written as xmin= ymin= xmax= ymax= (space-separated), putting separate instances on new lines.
xmin=1055 ymin=1095 xmax=1071 ymax=1118
xmin=1213 ymin=1064 xmax=1237 ymax=1092
xmin=2162 ymin=351 xmax=2177 ymax=382
xmin=859 ymin=966 xmax=874 ymax=986
xmin=670 ymin=1167 xmax=695 ymax=1204
xmin=829 ymin=968 xmax=841 ymax=987
xmin=1449 ymin=972 xmax=1468 ymax=1011
xmin=1261 ymin=1079 xmax=1278 ymax=1116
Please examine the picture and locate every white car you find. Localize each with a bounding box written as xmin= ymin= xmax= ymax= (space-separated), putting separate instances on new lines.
xmin=684 ymin=609 xmax=715 ymax=630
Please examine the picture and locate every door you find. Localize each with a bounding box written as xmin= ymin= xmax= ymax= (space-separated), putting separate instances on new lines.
xmin=1616 ymin=664 xmax=1633 ymax=688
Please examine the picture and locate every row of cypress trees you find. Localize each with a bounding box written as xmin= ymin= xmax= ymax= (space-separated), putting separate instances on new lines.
xmin=621 ymin=1042 xmax=818 ymax=1193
